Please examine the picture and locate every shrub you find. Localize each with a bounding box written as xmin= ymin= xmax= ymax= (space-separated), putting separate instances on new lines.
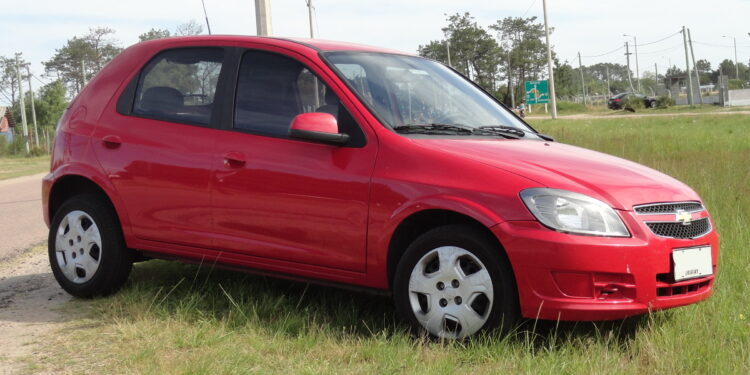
xmin=623 ymin=95 xmax=645 ymax=111
xmin=656 ymin=95 xmax=675 ymax=109
xmin=0 ymin=133 xmax=29 ymax=157
xmin=728 ymin=79 xmax=745 ymax=90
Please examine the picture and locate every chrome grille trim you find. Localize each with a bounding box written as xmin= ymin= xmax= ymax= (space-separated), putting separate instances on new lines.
xmin=633 ymin=201 xmax=704 ymax=215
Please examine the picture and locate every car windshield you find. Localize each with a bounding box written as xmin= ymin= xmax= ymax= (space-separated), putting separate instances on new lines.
xmin=324 ymin=51 xmax=536 ymax=137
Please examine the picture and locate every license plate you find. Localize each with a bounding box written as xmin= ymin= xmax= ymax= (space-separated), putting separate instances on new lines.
xmin=672 ymin=246 xmax=713 ymax=281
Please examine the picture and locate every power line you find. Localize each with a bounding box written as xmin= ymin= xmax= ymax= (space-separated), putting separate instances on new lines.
xmin=0 ymin=87 xmax=13 ymax=103
xmin=635 ymin=30 xmax=682 ymax=47
xmin=581 ymin=45 xmax=624 ymax=58
xmin=637 ymin=43 xmax=683 ymax=55
xmin=693 ymin=40 xmax=750 ymax=48
xmin=32 ymin=74 xmax=50 ymax=86
xmin=520 ymin=0 xmax=538 ymax=18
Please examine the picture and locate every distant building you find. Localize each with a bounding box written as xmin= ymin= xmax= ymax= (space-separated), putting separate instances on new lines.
xmin=0 ymin=107 xmax=15 ymax=143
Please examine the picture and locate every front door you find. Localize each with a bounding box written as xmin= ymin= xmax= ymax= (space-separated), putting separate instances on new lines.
xmin=211 ymin=49 xmax=376 ymax=272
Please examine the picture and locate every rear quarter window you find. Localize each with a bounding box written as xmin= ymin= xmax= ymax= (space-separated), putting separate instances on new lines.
xmin=131 ymin=48 xmax=224 ymax=126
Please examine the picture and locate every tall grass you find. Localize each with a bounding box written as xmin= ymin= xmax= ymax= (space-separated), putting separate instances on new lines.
xmin=38 ymin=114 xmax=750 ymax=374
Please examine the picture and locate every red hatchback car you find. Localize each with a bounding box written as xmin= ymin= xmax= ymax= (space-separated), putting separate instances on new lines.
xmin=43 ymin=36 xmax=718 ymax=339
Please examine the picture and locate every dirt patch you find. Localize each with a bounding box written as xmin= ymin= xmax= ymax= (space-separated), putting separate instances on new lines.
xmin=0 ymin=246 xmax=73 ymax=374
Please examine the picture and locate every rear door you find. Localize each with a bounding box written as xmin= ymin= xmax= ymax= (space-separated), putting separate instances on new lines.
xmin=93 ymin=47 xmax=226 ymax=248
xmin=210 ymin=48 xmax=377 ymax=272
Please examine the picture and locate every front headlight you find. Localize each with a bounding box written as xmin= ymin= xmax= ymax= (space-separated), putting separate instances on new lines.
xmin=520 ymin=188 xmax=630 ymax=237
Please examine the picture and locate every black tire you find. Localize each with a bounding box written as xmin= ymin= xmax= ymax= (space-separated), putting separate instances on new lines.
xmin=48 ymin=194 xmax=132 ymax=298
xmin=393 ymin=224 xmax=519 ymax=339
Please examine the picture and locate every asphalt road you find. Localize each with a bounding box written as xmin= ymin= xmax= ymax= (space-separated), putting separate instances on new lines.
xmin=0 ymin=173 xmax=48 ymax=260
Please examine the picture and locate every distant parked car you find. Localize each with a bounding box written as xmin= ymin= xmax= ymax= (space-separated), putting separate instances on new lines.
xmin=608 ymin=92 xmax=658 ymax=110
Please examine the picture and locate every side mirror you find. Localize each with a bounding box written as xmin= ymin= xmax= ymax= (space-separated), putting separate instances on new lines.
xmin=289 ymin=112 xmax=350 ymax=146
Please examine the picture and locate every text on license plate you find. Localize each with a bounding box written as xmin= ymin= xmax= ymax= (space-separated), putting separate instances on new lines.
xmin=672 ymin=246 xmax=712 ymax=281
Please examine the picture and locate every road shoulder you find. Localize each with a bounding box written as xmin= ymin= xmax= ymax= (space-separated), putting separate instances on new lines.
xmin=0 ymin=245 xmax=72 ymax=374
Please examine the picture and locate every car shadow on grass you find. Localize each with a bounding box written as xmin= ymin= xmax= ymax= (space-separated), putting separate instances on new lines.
xmin=102 ymin=259 xmax=657 ymax=348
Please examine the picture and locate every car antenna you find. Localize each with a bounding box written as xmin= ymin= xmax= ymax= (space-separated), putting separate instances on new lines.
xmin=201 ymin=0 xmax=213 ymax=35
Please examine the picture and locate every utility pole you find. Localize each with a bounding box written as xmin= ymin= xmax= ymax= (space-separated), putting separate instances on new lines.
xmin=305 ymin=1 xmax=319 ymax=107
xmin=687 ymin=29 xmax=703 ymax=105
xmin=201 ymin=0 xmax=212 ymax=35
xmin=446 ymin=40 xmax=452 ymax=67
xmin=624 ymin=34 xmax=641 ymax=92
xmin=577 ymin=52 xmax=587 ymax=105
xmin=81 ymin=59 xmax=86 ymax=91
xmin=26 ymin=66 xmax=39 ymax=147
xmin=508 ymin=50 xmax=515 ymax=108
xmin=633 ymin=37 xmax=640 ymax=92
xmin=721 ymin=35 xmax=739 ymax=79
xmin=306 ymin=0 xmax=314 ymax=38
xmin=542 ymin=0 xmax=557 ymax=119
xmin=625 ymin=42 xmax=635 ymax=92
xmin=731 ymin=36 xmax=739 ymax=79
xmin=254 ymin=0 xmax=273 ymax=36
xmin=606 ymin=65 xmax=611 ymax=96
xmin=14 ymin=54 xmax=29 ymax=154
xmin=682 ymin=26 xmax=694 ymax=105
xmin=654 ymin=63 xmax=659 ymax=94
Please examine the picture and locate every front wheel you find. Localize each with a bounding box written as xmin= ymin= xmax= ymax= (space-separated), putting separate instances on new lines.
xmin=48 ymin=194 xmax=132 ymax=298
xmin=393 ymin=225 xmax=519 ymax=339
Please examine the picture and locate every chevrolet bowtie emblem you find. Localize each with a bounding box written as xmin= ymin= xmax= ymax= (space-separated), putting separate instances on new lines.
xmin=675 ymin=209 xmax=693 ymax=225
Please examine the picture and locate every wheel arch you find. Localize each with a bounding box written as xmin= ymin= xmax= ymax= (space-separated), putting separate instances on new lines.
xmin=48 ymin=174 xmax=128 ymax=241
xmin=386 ymin=208 xmax=512 ymax=289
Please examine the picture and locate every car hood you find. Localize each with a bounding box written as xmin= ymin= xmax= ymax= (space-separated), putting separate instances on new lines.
xmin=410 ymin=138 xmax=699 ymax=210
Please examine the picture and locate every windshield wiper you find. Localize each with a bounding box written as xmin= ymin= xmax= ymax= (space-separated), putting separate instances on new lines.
xmin=473 ymin=125 xmax=526 ymax=139
xmin=393 ymin=123 xmax=475 ymax=135
xmin=475 ymin=126 xmax=554 ymax=141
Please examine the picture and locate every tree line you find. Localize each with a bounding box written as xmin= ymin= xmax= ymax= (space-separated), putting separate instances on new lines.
xmin=419 ymin=13 xmax=749 ymax=105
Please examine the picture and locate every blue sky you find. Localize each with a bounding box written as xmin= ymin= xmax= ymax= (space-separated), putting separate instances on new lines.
xmin=1 ymin=0 xmax=749 ymax=101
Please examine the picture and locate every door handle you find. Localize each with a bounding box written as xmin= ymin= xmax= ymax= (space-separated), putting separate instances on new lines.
xmin=102 ymin=135 xmax=122 ymax=149
xmin=222 ymin=151 xmax=246 ymax=168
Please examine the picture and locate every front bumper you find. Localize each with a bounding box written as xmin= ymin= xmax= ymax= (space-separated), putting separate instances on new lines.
xmin=492 ymin=210 xmax=719 ymax=321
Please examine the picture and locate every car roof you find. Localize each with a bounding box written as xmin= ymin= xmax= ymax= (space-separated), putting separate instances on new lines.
xmin=134 ymin=35 xmax=411 ymax=55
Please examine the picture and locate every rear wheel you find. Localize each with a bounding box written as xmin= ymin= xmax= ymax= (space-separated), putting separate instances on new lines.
xmin=393 ymin=225 xmax=519 ymax=339
xmin=48 ymin=194 xmax=132 ymax=298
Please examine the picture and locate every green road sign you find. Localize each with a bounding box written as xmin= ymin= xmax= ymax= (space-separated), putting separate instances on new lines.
xmin=524 ymin=80 xmax=549 ymax=104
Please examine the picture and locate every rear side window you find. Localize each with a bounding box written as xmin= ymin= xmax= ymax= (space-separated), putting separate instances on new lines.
xmin=133 ymin=48 xmax=224 ymax=126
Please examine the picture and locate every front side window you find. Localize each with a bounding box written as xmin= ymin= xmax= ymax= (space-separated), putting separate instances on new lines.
xmin=133 ymin=48 xmax=224 ymax=126
xmin=234 ymin=51 xmax=338 ymax=136
xmin=325 ymin=52 xmax=536 ymax=138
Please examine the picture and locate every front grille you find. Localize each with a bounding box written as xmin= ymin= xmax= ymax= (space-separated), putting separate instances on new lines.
xmin=646 ymin=218 xmax=711 ymax=239
xmin=634 ymin=202 xmax=704 ymax=214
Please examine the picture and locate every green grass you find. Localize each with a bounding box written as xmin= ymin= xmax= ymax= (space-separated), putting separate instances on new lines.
xmin=529 ymin=104 xmax=750 ymax=118
xmin=0 ymin=156 xmax=50 ymax=180
xmin=32 ymin=114 xmax=750 ymax=374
